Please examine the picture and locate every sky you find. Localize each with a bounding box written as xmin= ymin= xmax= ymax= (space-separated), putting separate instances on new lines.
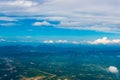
xmin=0 ymin=0 xmax=120 ymax=44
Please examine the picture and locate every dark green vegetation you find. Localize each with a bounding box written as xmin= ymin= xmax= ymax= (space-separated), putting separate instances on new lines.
xmin=0 ymin=44 xmax=120 ymax=80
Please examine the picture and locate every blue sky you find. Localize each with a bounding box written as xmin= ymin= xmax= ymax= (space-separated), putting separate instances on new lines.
xmin=0 ymin=0 xmax=120 ymax=43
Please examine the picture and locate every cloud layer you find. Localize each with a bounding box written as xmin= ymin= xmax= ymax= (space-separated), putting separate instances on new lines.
xmin=43 ymin=40 xmax=68 ymax=44
xmin=1 ymin=37 xmax=120 ymax=45
xmin=88 ymin=37 xmax=120 ymax=44
xmin=0 ymin=0 xmax=120 ymax=32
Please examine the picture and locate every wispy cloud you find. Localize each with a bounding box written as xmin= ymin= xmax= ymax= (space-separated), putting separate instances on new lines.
xmin=0 ymin=23 xmax=16 ymax=26
xmin=0 ymin=38 xmax=6 ymax=42
xmin=0 ymin=17 xmax=17 ymax=21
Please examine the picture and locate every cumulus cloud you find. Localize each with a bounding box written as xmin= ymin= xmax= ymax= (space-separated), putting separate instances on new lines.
xmin=33 ymin=21 xmax=55 ymax=26
xmin=88 ymin=37 xmax=120 ymax=44
xmin=108 ymin=66 xmax=119 ymax=74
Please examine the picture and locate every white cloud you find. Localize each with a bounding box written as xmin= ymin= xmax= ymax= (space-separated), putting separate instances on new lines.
xmin=56 ymin=40 xmax=68 ymax=43
xmin=72 ymin=41 xmax=80 ymax=44
xmin=88 ymin=37 xmax=110 ymax=44
xmin=88 ymin=37 xmax=120 ymax=44
xmin=1 ymin=0 xmax=120 ymax=32
xmin=4 ymin=0 xmax=38 ymax=7
xmin=108 ymin=66 xmax=119 ymax=74
xmin=43 ymin=40 xmax=68 ymax=44
xmin=43 ymin=40 xmax=54 ymax=44
xmin=33 ymin=21 xmax=55 ymax=26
